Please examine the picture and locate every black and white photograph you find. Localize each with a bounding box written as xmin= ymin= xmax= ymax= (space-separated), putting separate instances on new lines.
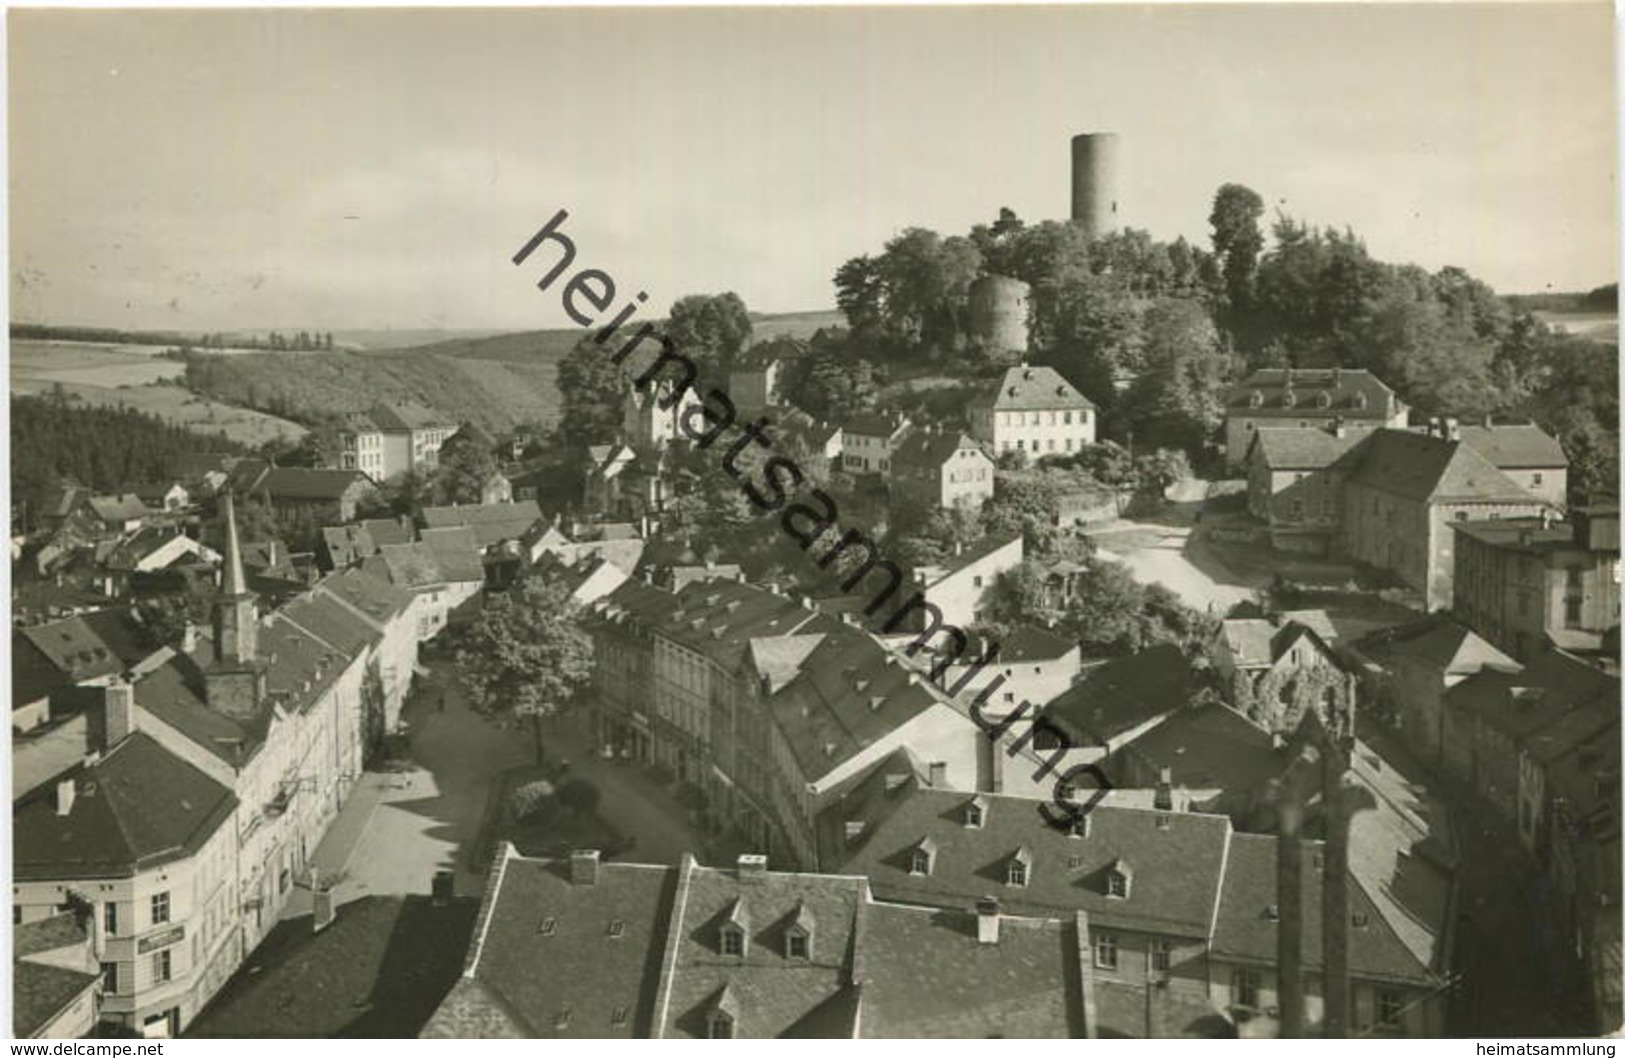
xmin=6 ymin=2 xmax=1620 ymax=1042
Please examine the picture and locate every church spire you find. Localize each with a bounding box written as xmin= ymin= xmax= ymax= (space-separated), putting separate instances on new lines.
xmin=214 ymin=492 xmax=258 ymax=665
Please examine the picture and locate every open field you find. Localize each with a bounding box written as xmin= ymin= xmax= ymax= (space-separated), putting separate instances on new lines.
xmin=10 ymin=376 xmax=306 ymax=447
xmin=1533 ymin=310 xmax=1618 ymax=342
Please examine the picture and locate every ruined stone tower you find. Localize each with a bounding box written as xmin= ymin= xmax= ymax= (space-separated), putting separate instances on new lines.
xmin=1070 ymin=132 xmax=1122 ymax=238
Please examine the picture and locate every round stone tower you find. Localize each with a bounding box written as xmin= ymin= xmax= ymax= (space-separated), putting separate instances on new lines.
xmin=1070 ymin=132 xmax=1121 ymax=238
xmin=968 ymin=274 xmax=1031 ymax=358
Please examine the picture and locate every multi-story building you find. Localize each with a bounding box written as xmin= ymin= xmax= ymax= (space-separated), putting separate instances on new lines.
xmin=231 ymin=463 xmax=379 ymax=524
xmin=13 ymin=496 xmax=421 ymax=1037
xmin=1341 ymin=427 xmax=1553 ymax=611
xmin=1457 ymin=420 xmax=1570 ymax=508
xmin=1451 ymin=506 xmax=1620 ymax=662
xmin=1223 ymin=368 xmax=1408 ymax=471
xmin=1350 ymin=616 xmax=1517 ymax=767
xmin=1244 ymin=425 xmax=1365 ymax=555
xmin=822 ymin=774 xmax=1450 ymax=1037
xmin=890 ymin=429 xmax=994 ymax=512
xmin=839 ymin=412 xmax=911 ymax=475
xmin=423 ymin=847 xmax=1094 ymax=1039
xmin=337 ymin=403 xmax=457 ymax=481
xmin=969 ymin=363 xmax=1097 ymax=458
xmin=907 ymin=533 xmax=1023 ymax=630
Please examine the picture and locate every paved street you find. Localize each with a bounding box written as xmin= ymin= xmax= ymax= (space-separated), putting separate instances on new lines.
xmin=1086 ymin=480 xmax=1266 ymax=615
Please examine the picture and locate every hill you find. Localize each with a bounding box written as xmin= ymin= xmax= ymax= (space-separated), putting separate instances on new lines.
xmin=177 ymin=308 xmax=842 ymax=432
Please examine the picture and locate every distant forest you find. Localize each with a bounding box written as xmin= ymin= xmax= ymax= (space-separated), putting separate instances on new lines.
xmin=11 ymin=393 xmax=245 ymax=527
xmin=12 ymin=322 xmax=335 ymax=351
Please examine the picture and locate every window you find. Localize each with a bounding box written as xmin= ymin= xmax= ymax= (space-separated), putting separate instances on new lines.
xmin=1455 ymin=510 xmax=1468 ymax=521
xmin=1064 ymin=412 xmax=1073 ymax=424
xmin=153 ymin=949 xmax=172 ymax=984
xmin=607 ymin=919 xmax=625 ymax=939
xmin=965 ymin=800 xmax=985 ymax=828
xmin=104 ymin=901 xmax=119 ymax=935
xmin=1566 ymin=595 xmax=1584 ymax=626
xmin=610 ymin=1006 xmax=628 ymax=1029
xmin=1094 ymin=932 xmax=1119 ymax=970
xmin=973 ymin=575 xmax=984 ymax=588
xmin=708 ymin=1012 xmax=734 ymax=1039
xmin=538 ymin=917 xmax=558 ymax=936
xmin=721 ymin=927 xmax=744 ymax=957
xmin=1107 ymin=871 xmax=1129 ymax=899
xmin=1377 ymin=989 xmax=1404 ymax=1028
xmin=12 ymin=906 xmax=20 ymax=926
xmin=788 ymin=933 xmax=809 ymax=959
xmin=1006 ymin=858 xmax=1028 ymax=887
xmin=150 ymin=892 xmax=170 ymax=926
xmin=1235 ymin=968 xmax=1260 ymax=1008
xmin=101 ymin=963 xmax=118 ymax=995
xmin=1533 ymin=473 xmax=1544 ymax=486
xmin=1152 ymin=940 xmax=1173 ymax=972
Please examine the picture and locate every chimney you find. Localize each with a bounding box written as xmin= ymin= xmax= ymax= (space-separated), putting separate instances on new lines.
xmin=570 ymin=849 xmax=600 ymax=886
xmin=1330 ymin=367 xmax=1342 ymax=389
xmin=56 ymin=777 xmax=76 ymax=817
xmin=181 ymin=622 xmax=199 ymax=654
xmin=103 ymin=680 xmax=136 ymax=749
xmin=737 ymin=853 xmax=768 ymax=879
xmin=1443 ymin=416 xmax=1460 ymax=442
xmin=1541 ymin=508 xmax=1554 ymax=531
xmin=800 ymin=595 xmax=814 ymax=611
xmin=1428 ymin=416 xmax=1442 ymax=438
xmin=1330 ymin=417 xmax=1346 ymax=439
xmin=927 ymin=761 xmax=948 ymax=788
xmin=1154 ymin=766 xmax=1174 ymax=812
xmin=1483 ymin=413 xmax=1494 ymax=428
xmin=975 ymin=897 xmax=1001 ymax=944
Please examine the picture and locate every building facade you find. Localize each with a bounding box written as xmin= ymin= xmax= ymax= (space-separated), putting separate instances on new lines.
xmin=970 ymin=364 xmax=1097 ymax=457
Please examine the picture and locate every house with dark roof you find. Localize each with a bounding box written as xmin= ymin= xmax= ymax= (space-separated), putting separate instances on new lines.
xmin=86 ymin=494 xmax=155 ymax=534
xmin=422 ymin=847 xmax=1094 ymax=1038
xmin=839 ymin=412 xmax=911 ymax=475
xmin=13 ymin=608 xmax=154 ymax=732
xmin=969 ymin=363 xmax=1098 ymax=458
xmin=1346 ymin=616 xmax=1517 ymax=766
xmin=421 ymin=499 xmax=544 ymax=550
xmin=1223 ymin=368 xmax=1408 ymax=470
xmin=1441 ymin=647 xmax=1620 ymax=852
xmin=821 ymin=771 xmax=1450 ymax=1037
xmin=725 ymin=337 xmax=808 ymax=416
xmin=360 ymin=527 xmax=485 ymax=640
xmin=1458 ymin=420 xmax=1569 ymax=506
xmin=1041 ymin=644 xmax=1196 ymax=761
xmin=13 ymin=730 xmax=240 ymax=1038
xmin=1213 ymin=613 xmax=1356 ymax=736
xmin=1341 ymin=426 xmax=1554 ymax=610
xmin=13 ymin=911 xmax=100 ymax=1038
xmin=1245 ymin=425 xmax=1367 ymax=554
xmin=238 ymin=466 xmax=378 ymax=523
xmin=890 ymin=428 xmax=994 ymax=512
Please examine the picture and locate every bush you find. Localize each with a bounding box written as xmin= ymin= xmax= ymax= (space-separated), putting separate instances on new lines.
xmin=557 ymin=777 xmax=601 ymax=816
xmin=509 ymin=779 xmax=555 ymax=821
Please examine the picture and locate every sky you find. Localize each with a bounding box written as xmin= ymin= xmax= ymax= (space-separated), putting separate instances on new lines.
xmin=9 ymin=4 xmax=1618 ymax=333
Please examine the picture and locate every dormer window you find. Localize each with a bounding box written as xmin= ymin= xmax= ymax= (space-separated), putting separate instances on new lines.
xmin=1006 ymin=846 xmax=1032 ymax=887
xmin=707 ymin=1011 xmax=734 ymax=1039
xmin=1282 ymin=390 xmax=1297 ymax=409
xmin=607 ymin=919 xmax=625 ymax=939
xmin=1249 ymin=391 xmax=1264 ymax=408
xmin=538 ymin=916 xmax=557 ymax=936
xmin=964 ymin=796 xmax=987 ymax=829
xmin=909 ymin=836 xmax=937 ymax=876
xmin=785 ymin=900 xmax=814 ymax=960
xmin=1107 ymin=861 xmax=1133 ymax=899
xmin=720 ymin=925 xmax=744 ymax=956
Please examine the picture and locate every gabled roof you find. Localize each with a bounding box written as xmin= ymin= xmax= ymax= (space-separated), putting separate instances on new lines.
xmin=978 ymin=364 xmax=1096 ymax=412
xmin=893 ymin=429 xmax=989 ymax=470
xmin=1458 ymin=423 xmax=1568 ymax=470
xmin=369 ymin=402 xmax=456 ymax=432
xmin=423 ymin=850 xmax=678 ymax=1038
xmin=361 ymin=518 xmax=416 ymax=546
xmin=1346 ymin=429 xmax=1535 ymax=504
xmin=254 ymin=467 xmax=375 ymax=502
xmin=840 ymin=412 xmax=911 ymax=440
xmin=86 ymin=494 xmax=151 ymax=523
xmin=658 ymin=862 xmax=865 ymax=1038
xmin=1209 ymin=833 xmax=1438 ymax=985
xmin=1354 ymin=616 xmax=1516 ymax=679
xmin=1248 ymin=427 xmax=1366 ymax=471
xmin=1220 ymin=613 xmax=1340 ymax=670
xmin=1226 ymin=368 xmax=1398 ymax=418
xmin=17 ymin=609 xmax=151 ymax=684
xmin=13 ymin=732 xmax=237 ymax=880
xmin=316 ymin=566 xmax=416 ymax=627
xmin=921 ymin=532 xmax=1023 ymax=589
xmin=1452 ymin=517 xmax=1584 ymax=556
xmin=129 ymin=480 xmax=186 ymax=503
xmin=1043 ymin=644 xmax=1194 ymax=744
xmin=421 ymin=527 xmax=487 ymax=582
xmin=13 ymin=958 xmax=99 ymax=1038
xmin=422 ymin=501 xmax=545 ymax=548
xmin=1446 ymin=648 xmax=1619 ymax=745
xmin=830 ymin=778 xmax=1232 ymax=938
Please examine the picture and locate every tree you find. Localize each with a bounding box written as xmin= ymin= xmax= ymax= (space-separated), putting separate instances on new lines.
xmin=452 ymin=564 xmax=593 ymax=763
xmin=132 ymin=574 xmax=214 ymax=649
xmin=433 ymin=436 xmax=501 ymax=505
xmin=1121 ymin=299 xmax=1234 ymax=456
xmin=665 ymin=293 xmax=753 ymax=374
xmin=555 ymin=334 xmax=631 ymax=447
xmin=1209 ymin=183 xmax=1265 ymax=318
xmin=798 ymin=347 xmax=878 ymax=421
xmin=1134 ymin=448 xmax=1192 ymax=495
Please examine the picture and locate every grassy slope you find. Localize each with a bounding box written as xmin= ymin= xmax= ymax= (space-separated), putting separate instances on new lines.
xmin=182 ymin=308 xmax=844 ymax=432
